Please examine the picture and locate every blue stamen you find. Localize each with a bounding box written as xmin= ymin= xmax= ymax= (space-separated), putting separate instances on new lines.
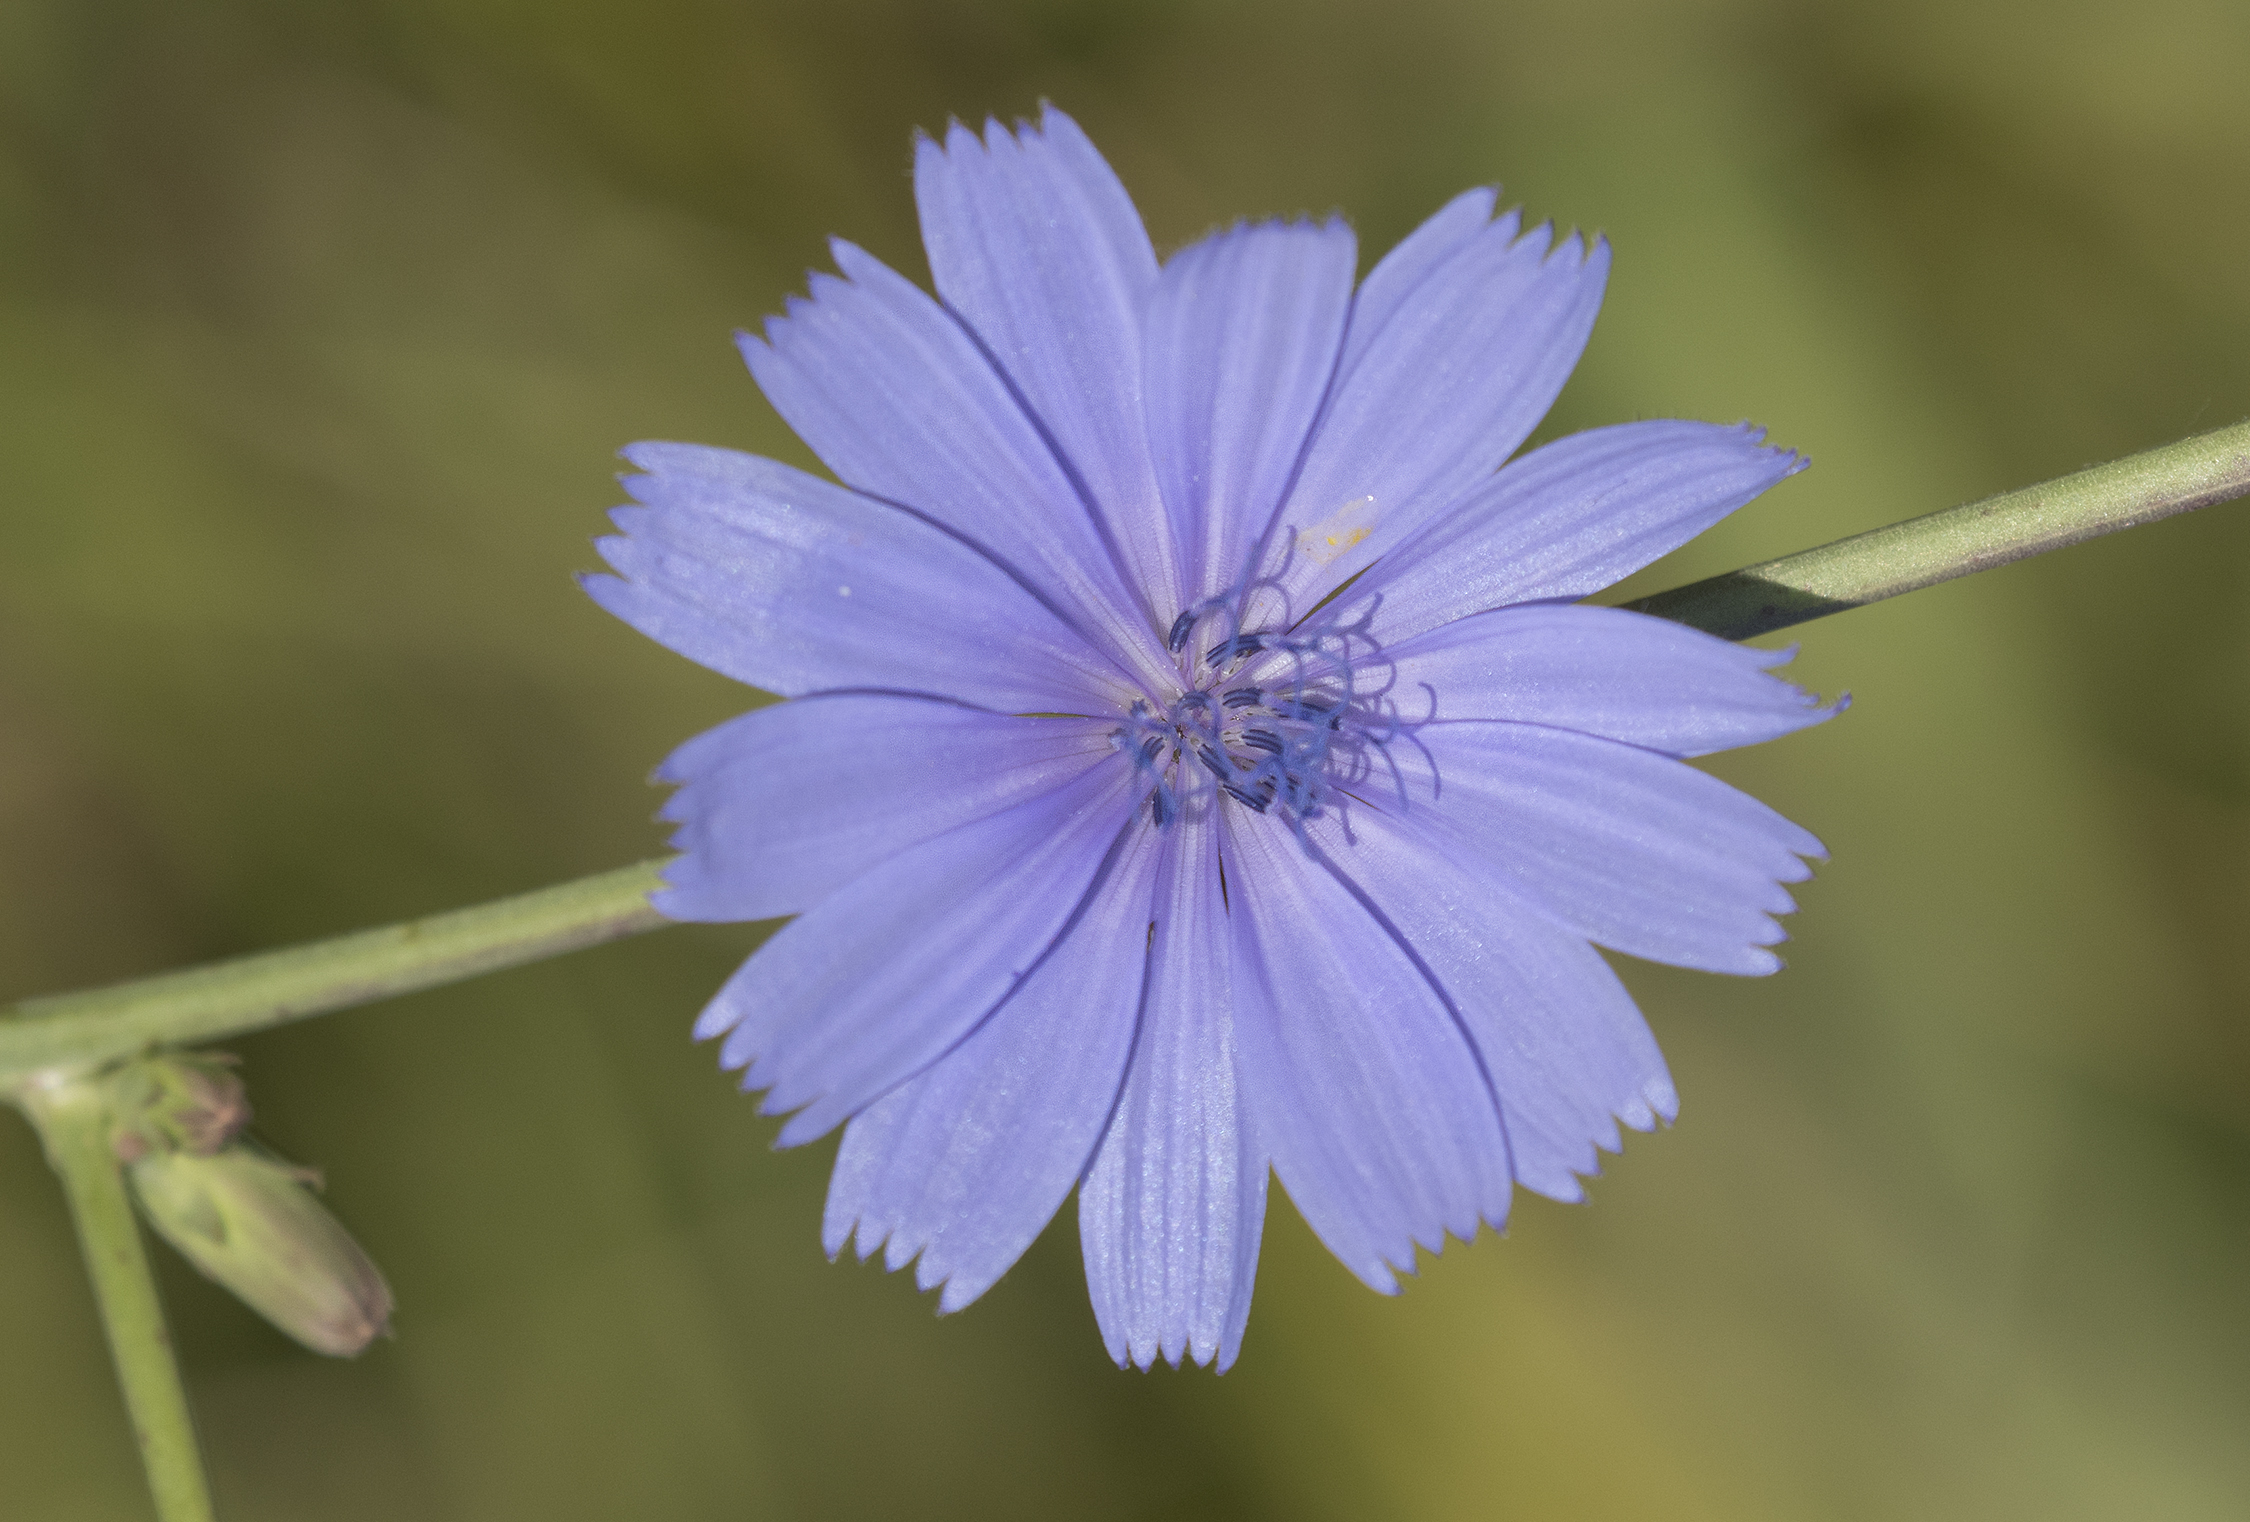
xmin=1205 ymin=635 xmax=1265 ymax=666
xmin=1222 ymin=780 xmax=1273 ymax=813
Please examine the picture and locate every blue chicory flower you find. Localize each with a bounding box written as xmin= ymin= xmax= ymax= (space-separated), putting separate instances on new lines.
xmin=584 ymin=106 xmax=1841 ymax=1371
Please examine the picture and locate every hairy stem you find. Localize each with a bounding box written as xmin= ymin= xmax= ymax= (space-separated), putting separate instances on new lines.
xmin=14 ymin=1077 xmax=215 ymax=1522
xmin=1626 ymin=419 xmax=2250 ymax=638
xmin=0 ymin=861 xmax=671 ymax=1081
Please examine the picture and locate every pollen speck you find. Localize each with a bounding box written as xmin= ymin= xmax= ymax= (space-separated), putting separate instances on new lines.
xmin=1299 ymin=495 xmax=1378 ymax=565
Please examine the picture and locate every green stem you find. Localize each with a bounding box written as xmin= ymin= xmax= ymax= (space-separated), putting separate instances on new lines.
xmin=15 ymin=1077 xmax=215 ymax=1522
xmin=1625 ymin=419 xmax=2250 ymax=639
xmin=1 ymin=425 xmax=2247 ymax=1072
xmin=0 ymin=862 xmax=670 ymax=1081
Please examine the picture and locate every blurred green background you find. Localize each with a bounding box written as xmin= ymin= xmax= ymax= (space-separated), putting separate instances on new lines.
xmin=3 ymin=1 xmax=2248 ymax=1517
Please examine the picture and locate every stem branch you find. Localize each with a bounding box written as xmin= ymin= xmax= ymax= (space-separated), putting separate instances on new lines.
xmin=2 ymin=424 xmax=2247 ymax=1072
xmin=1625 ymin=419 xmax=2250 ymax=639
xmin=0 ymin=862 xmax=671 ymax=1081
xmin=16 ymin=1078 xmax=215 ymax=1522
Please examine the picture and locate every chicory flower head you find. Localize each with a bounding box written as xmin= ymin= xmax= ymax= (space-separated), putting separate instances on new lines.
xmin=585 ymin=106 xmax=1840 ymax=1370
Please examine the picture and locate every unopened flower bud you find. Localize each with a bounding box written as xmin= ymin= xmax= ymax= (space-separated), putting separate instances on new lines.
xmin=127 ymin=1144 xmax=395 ymax=1357
xmin=108 ymin=1053 xmax=251 ymax=1160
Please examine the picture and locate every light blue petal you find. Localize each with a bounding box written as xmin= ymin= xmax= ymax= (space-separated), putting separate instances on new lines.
xmin=1259 ymin=207 xmax=1610 ymax=612
xmin=1340 ymin=186 xmax=1499 ymax=373
xmin=821 ymin=817 xmax=1165 ymax=1313
xmin=915 ymin=109 xmax=1180 ymax=612
xmin=1349 ymin=420 xmax=1806 ymax=639
xmin=1226 ymin=814 xmax=1513 ymax=1294
xmin=651 ymin=697 xmax=1118 ymax=922
xmin=1142 ymin=218 xmax=1357 ymax=609
xmin=1384 ymin=603 xmax=1846 ymax=758
xmin=1080 ymin=808 xmax=1267 ymax=1371
xmin=1383 ymin=721 xmax=1825 ymax=975
xmin=741 ymin=239 xmax=1169 ymax=687
xmin=584 ymin=442 xmax=1124 ymax=710
xmin=1311 ymin=808 xmax=1679 ymax=1204
xmin=695 ymin=753 xmax=1140 ymax=1145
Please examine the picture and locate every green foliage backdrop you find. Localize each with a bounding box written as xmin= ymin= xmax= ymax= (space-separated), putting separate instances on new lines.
xmin=3 ymin=1 xmax=2247 ymax=1516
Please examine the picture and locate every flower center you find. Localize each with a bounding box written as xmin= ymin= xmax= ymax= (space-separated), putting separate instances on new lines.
xmin=1115 ymin=600 xmax=1388 ymax=831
